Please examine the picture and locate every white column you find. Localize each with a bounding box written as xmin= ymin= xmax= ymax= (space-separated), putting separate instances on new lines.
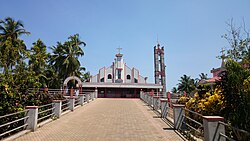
xmin=69 ymin=97 xmax=75 ymax=111
xmin=86 ymin=94 xmax=90 ymax=103
xmin=91 ymin=92 xmax=94 ymax=100
xmin=95 ymin=88 xmax=98 ymax=98
xmin=78 ymin=94 xmax=84 ymax=106
xmin=145 ymin=93 xmax=149 ymax=103
xmin=203 ymin=116 xmax=225 ymax=141
xmin=150 ymin=95 xmax=154 ymax=107
xmin=25 ymin=106 xmax=38 ymax=131
xmin=53 ymin=100 xmax=62 ymax=118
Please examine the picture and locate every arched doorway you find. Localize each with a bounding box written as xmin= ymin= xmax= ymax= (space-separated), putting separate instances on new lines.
xmin=63 ymin=76 xmax=82 ymax=97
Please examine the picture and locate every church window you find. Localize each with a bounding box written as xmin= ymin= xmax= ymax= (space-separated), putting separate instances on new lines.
xmin=134 ymin=78 xmax=138 ymax=83
xmin=118 ymin=70 xmax=121 ymax=79
xmin=107 ymin=74 xmax=112 ymax=79
xmin=127 ymin=75 xmax=131 ymax=80
xmin=100 ymin=77 xmax=104 ymax=82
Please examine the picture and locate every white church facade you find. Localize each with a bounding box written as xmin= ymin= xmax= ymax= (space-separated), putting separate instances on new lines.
xmin=82 ymin=51 xmax=163 ymax=98
xmin=90 ymin=53 xmax=147 ymax=84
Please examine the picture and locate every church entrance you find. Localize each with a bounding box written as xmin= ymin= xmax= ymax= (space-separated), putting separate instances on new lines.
xmin=97 ymin=88 xmax=140 ymax=98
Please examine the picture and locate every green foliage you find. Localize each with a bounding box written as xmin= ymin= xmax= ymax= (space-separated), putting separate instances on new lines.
xmin=0 ymin=17 xmax=87 ymax=115
xmin=50 ymin=34 xmax=86 ymax=81
xmin=220 ymin=60 xmax=250 ymax=132
xmin=177 ymin=74 xmax=196 ymax=94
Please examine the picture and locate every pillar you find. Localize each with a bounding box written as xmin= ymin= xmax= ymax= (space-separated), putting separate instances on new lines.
xmin=153 ymin=96 xmax=160 ymax=110
xmin=91 ymin=92 xmax=94 ymax=100
xmin=25 ymin=106 xmax=38 ymax=131
xmin=160 ymin=99 xmax=168 ymax=118
xmin=140 ymin=90 xmax=143 ymax=100
xmin=78 ymin=94 xmax=84 ymax=106
xmin=95 ymin=88 xmax=98 ymax=98
xmin=145 ymin=93 xmax=149 ymax=103
xmin=53 ymin=100 xmax=62 ymax=118
xmin=69 ymin=97 xmax=75 ymax=111
xmin=86 ymin=93 xmax=90 ymax=103
xmin=154 ymin=46 xmax=160 ymax=84
xmin=173 ymin=104 xmax=185 ymax=129
xmin=203 ymin=116 xmax=225 ymax=141
xmin=160 ymin=46 xmax=166 ymax=95
xmin=70 ymin=88 xmax=74 ymax=97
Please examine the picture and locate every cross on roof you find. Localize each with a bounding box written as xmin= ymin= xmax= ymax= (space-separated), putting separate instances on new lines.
xmin=221 ymin=48 xmax=225 ymax=56
xmin=117 ymin=47 xmax=122 ymax=54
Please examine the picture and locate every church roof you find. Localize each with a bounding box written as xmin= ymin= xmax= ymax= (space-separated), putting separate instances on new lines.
xmin=82 ymin=82 xmax=163 ymax=89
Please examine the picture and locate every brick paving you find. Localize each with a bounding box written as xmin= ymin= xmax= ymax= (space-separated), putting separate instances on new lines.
xmin=15 ymin=99 xmax=184 ymax=141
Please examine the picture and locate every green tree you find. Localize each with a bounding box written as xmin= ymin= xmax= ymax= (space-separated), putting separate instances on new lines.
xmin=220 ymin=60 xmax=250 ymax=137
xmin=0 ymin=17 xmax=30 ymax=72
xmin=198 ymin=73 xmax=207 ymax=80
xmin=177 ymin=74 xmax=196 ymax=94
xmin=171 ymin=87 xmax=178 ymax=93
xmin=28 ymin=39 xmax=49 ymax=86
xmin=50 ymin=34 xmax=86 ymax=81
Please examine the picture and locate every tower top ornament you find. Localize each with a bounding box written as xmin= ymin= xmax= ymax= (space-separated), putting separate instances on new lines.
xmin=117 ymin=47 xmax=122 ymax=54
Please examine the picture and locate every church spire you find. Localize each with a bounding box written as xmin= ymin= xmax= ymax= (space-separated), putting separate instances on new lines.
xmin=116 ymin=47 xmax=123 ymax=58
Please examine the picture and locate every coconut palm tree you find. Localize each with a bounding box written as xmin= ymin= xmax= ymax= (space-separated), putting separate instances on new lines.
xmin=50 ymin=34 xmax=86 ymax=80
xmin=171 ymin=87 xmax=178 ymax=93
xmin=177 ymin=74 xmax=196 ymax=94
xmin=199 ymin=73 xmax=208 ymax=80
xmin=0 ymin=17 xmax=30 ymax=72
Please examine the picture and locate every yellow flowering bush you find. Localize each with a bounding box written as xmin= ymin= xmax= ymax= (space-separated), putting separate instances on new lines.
xmin=181 ymin=86 xmax=225 ymax=116
xmin=177 ymin=96 xmax=190 ymax=104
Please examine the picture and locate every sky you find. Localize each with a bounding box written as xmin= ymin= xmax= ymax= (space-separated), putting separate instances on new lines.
xmin=1 ymin=0 xmax=250 ymax=91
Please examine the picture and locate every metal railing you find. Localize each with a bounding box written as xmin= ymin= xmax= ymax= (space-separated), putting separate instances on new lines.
xmin=0 ymin=110 xmax=29 ymax=139
xmin=214 ymin=121 xmax=250 ymax=141
xmin=61 ymin=99 xmax=70 ymax=112
xmin=74 ymin=96 xmax=81 ymax=107
xmin=178 ymin=108 xmax=204 ymax=140
xmin=38 ymin=103 xmax=55 ymax=123
xmin=167 ymin=107 xmax=174 ymax=121
xmin=143 ymin=92 xmax=166 ymax=97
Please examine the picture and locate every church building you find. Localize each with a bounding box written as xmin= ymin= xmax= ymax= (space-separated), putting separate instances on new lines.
xmin=82 ymin=49 xmax=163 ymax=98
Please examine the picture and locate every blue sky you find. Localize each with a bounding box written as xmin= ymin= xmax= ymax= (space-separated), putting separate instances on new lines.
xmin=1 ymin=0 xmax=250 ymax=91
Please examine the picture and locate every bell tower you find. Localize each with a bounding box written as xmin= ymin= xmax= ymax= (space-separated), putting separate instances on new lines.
xmin=154 ymin=43 xmax=166 ymax=95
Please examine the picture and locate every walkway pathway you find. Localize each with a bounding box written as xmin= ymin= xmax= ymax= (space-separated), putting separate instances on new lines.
xmin=15 ymin=99 xmax=184 ymax=141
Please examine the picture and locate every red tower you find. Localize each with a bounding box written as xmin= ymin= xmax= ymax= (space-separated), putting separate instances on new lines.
xmin=154 ymin=43 xmax=166 ymax=95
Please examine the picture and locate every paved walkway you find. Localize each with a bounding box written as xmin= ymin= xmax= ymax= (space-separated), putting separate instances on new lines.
xmin=15 ymin=99 xmax=184 ymax=141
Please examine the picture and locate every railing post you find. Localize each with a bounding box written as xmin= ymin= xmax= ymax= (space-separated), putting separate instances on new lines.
xmin=160 ymin=99 xmax=168 ymax=118
xmin=148 ymin=94 xmax=152 ymax=106
xmin=69 ymin=97 xmax=75 ymax=111
xmin=147 ymin=93 xmax=151 ymax=104
xmin=145 ymin=93 xmax=149 ymax=103
xmin=53 ymin=100 xmax=62 ymax=118
xmin=78 ymin=94 xmax=84 ymax=106
xmin=86 ymin=93 xmax=90 ymax=103
xmin=203 ymin=116 xmax=225 ymax=141
xmin=150 ymin=95 xmax=154 ymax=107
xmin=143 ymin=93 xmax=146 ymax=102
xmin=95 ymin=88 xmax=98 ymax=98
xmin=25 ymin=106 xmax=38 ymax=132
xmin=90 ymin=92 xmax=94 ymax=101
xmin=173 ymin=104 xmax=185 ymax=129
xmin=70 ymin=88 xmax=74 ymax=97
xmin=153 ymin=96 xmax=160 ymax=110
